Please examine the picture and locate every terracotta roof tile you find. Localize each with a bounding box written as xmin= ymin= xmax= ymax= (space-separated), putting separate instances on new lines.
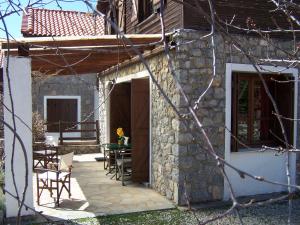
xmin=21 ymin=7 xmax=105 ymax=37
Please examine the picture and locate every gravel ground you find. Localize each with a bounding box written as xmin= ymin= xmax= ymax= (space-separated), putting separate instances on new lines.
xmin=182 ymin=199 xmax=300 ymax=225
xmin=33 ymin=199 xmax=300 ymax=225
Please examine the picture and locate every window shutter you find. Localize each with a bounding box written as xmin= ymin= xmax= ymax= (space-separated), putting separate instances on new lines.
xmin=131 ymin=0 xmax=138 ymax=20
xmin=118 ymin=0 xmax=124 ymax=31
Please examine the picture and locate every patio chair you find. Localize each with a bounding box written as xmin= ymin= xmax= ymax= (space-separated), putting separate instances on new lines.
xmin=102 ymin=144 xmax=116 ymax=174
xmin=36 ymin=152 xmax=74 ymax=206
xmin=33 ymin=141 xmax=58 ymax=170
xmin=116 ymin=149 xmax=132 ymax=186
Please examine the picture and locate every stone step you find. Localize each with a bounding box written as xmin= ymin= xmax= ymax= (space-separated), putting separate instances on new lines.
xmin=58 ymin=144 xmax=101 ymax=155
xmin=62 ymin=140 xmax=98 ymax=146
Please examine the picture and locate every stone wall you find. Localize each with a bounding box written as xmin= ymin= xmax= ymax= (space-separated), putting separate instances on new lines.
xmin=99 ymin=29 xmax=299 ymax=205
xmin=97 ymin=78 xmax=107 ymax=145
xmin=150 ymin=55 xmax=180 ymax=202
xmin=99 ymin=53 xmax=181 ymax=204
xmin=32 ymin=74 xmax=97 ymax=137
xmin=174 ymin=30 xmax=298 ymax=204
xmin=172 ymin=30 xmax=226 ymax=204
xmin=58 ymin=144 xmax=100 ymax=155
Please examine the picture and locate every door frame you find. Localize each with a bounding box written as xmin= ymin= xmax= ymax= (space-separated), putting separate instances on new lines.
xmin=44 ymin=95 xmax=81 ymax=138
xmin=105 ymin=70 xmax=152 ymax=184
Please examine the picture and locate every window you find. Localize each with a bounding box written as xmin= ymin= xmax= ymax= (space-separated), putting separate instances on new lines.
xmin=138 ymin=0 xmax=153 ymax=22
xmin=110 ymin=9 xmax=118 ymax=35
xmin=231 ymin=73 xmax=294 ymax=152
xmin=153 ymin=0 xmax=167 ymax=13
xmin=46 ymin=98 xmax=78 ymax=132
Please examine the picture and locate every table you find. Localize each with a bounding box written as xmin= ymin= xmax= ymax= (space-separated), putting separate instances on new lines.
xmin=102 ymin=143 xmax=131 ymax=179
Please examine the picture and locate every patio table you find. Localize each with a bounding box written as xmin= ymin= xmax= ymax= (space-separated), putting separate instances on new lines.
xmin=101 ymin=143 xmax=131 ymax=179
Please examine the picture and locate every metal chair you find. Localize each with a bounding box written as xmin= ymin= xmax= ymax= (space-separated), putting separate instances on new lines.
xmin=36 ymin=152 xmax=74 ymax=206
xmin=116 ymin=148 xmax=132 ymax=186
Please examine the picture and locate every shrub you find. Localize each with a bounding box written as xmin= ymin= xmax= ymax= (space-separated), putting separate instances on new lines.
xmin=32 ymin=111 xmax=45 ymax=142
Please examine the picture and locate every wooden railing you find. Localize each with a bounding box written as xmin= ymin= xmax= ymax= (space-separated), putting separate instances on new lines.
xmin=45 ymin=120 xmax=100 ymax=145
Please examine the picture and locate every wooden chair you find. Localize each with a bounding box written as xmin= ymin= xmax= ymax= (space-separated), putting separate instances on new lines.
xmin=36 ymin=152 xmax=74 ymax=206
xmin=102 ymin=144 xmax=109 ymax=170
xmin=33 ymin=143 xmax=58 ymax=170
xmin=102 ymin=144 xmax=116 ymax=175
xmin=116 ymin=149 xmax=132 ymax=186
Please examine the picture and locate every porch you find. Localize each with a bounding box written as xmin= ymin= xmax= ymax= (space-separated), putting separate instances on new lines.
xmin=0 ymin=35 xmax=167 ymax=218
xmin=33 ymin=153 xmax=174 ymax=222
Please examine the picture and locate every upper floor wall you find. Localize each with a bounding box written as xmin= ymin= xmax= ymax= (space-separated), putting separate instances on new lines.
xmin=97 ymin=0 xmax=300 ymax=37
xmin=98 ymin=0 xmax=183 ymax=34
xmin=183 ymin=0 xmax=296 ymax=31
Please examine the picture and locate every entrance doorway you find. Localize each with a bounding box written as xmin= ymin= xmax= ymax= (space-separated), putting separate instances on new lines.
xmin=109 ymin=78 xmax=150 ymax=183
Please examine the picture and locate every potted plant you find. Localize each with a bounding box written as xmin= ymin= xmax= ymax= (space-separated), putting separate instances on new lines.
xmin=116 ymin=127 xmax=125 ymax=145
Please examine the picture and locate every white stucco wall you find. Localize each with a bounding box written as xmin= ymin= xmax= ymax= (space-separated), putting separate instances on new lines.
xmin=224 ymin=63 xmax=298 ymax=200
xmin=223 ymin=151 xmax=296 ymax=200
xmin=4 ymin=56 xmax=34 ymax=217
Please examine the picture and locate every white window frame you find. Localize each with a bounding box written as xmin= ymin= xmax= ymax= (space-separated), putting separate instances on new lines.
xmin=224 ymin=63 xmax=298 ymax=199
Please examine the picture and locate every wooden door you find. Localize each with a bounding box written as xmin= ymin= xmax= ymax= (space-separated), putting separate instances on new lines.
xmin=131 ymin=78 xmax=149 ymax=182
xmin=109 ymin=83 xmax=131 ymax=143
xmin=273 ymin=76 xmax=294 ymax=145
xmin=47 ymin=99 xmax=78 ymax=132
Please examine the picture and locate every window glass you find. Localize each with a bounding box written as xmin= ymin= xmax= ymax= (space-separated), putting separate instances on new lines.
xmin=253 ymin=80 xmax=262 ymax=142
xmin=237 ymin=79 xmax=248 ymax=143
xmin=231 ymin=73 xmax=293 ymax=152
xmin=138 ymin=0 xmax=153 ymax=22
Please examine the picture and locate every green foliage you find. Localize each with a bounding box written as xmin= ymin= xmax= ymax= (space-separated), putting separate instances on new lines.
xmin=32 ymin=111 xmax=45 ymax=142
xmin=0 ymin=170 xmax=4 ymax=187
xmin=0 ymin=191 xmax=4 ymax=210
xmin=29 ymin=200 xmax=300 ymax=225
xmin=78 ymin=209 xmax=184 ymax=225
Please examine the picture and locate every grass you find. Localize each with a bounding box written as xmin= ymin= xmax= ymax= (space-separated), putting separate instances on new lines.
xmin=37 ymin=209 xmax=191 ymax=225
xmin=0 ymin=191 xmax=4 ymax=211
xmin=75 ymin=209 xmax=184 ymax=225
xmin=33 ymin=198 xmax=300 ymax=225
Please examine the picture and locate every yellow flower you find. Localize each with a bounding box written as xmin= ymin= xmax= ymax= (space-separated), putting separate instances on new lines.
xmin=117 ymin=127 xmax=124 ymax=137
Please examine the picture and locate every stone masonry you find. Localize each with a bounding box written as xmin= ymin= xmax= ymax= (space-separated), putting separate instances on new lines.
xmin=32 ymin=73 xmax=98 ymax=137
xmin=58 ymin=144 xmax=101 ymax=155
xmin=99 ymin=29 xmax=300 ymax=205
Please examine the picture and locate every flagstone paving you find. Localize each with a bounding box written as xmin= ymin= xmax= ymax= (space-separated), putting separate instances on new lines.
xmin=33 ymin=153 xmax=174 ymax=222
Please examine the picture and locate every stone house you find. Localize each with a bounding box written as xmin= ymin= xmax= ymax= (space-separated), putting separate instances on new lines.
xmin=21 ymin=7 xmax=105 ymax=139
xmin=1 ymin=1 xmax=299 ymax=217
xmin=96 ymin=0 xmax=300 ymax=204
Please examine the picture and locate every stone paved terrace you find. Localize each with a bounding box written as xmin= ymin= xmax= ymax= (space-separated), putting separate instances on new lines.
xmin=33 ymin=154 xmax=174 ymax=222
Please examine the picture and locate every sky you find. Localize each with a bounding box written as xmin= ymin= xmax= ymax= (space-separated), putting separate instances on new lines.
xmin=0 ymin=0 xmax=97 ymax=38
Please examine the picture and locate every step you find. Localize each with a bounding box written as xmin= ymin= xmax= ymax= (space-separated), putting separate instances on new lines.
xmin=62 ymin=140 xmax=98 ymax=146
xmin=58 ymin=144 xmax=101 ymax=155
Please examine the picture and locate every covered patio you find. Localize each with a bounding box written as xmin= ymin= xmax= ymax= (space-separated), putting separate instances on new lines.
xmin=33 ymin=154 xmax=174 ymax=222
xmin=1 ymin=34 xmax=171 ymax=220
xmin=2 ymin=34 xmax=165 ymax=75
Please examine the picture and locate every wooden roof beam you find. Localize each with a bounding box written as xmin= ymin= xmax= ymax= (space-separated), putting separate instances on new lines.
xmin=32 ymin=64 xmax=112 ymax=76
xmin=31 ymin=54 xmax=131 ymax=67
xmin=6 ymin=46 xmax=154 ymax=55
xmin=1 ymin=34 xmax=167 ymax=49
